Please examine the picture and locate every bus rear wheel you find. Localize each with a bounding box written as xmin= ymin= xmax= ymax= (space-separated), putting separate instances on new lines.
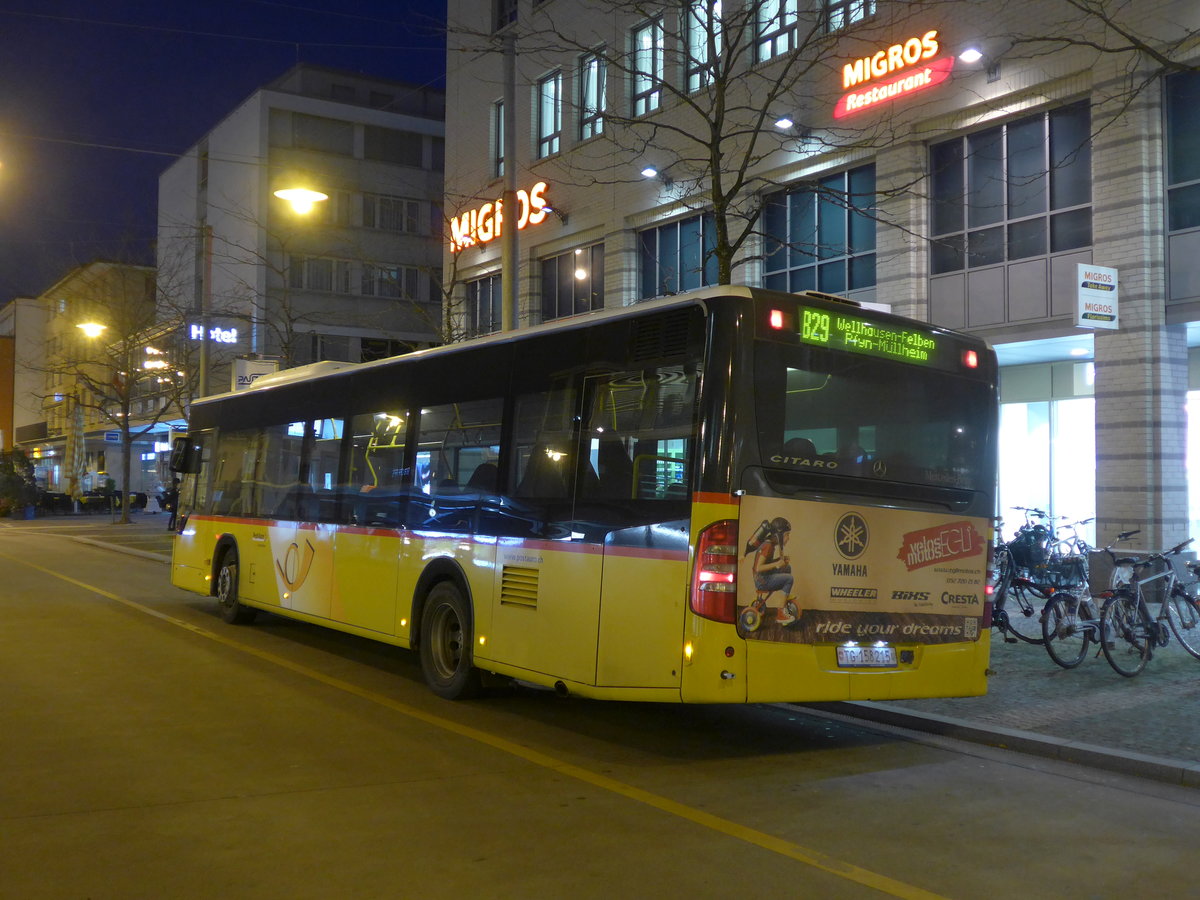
xmin=420 ymin=581 xmax=481 ymax=700
xmin=215 ymin=547 xmax=256 ymax=625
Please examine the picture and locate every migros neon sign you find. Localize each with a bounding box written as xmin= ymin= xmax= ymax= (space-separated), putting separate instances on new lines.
xmin=834 ymin=29 xmax=953 ymax=119
xmin=449 ymin=182 xmax=550 ymax=253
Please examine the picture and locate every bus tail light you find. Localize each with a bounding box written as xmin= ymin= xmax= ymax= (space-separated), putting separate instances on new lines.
xmin=691 ymin=519 xmax=739 ymax=623
xmin=982 ymin=534 xmax=996 ymax=628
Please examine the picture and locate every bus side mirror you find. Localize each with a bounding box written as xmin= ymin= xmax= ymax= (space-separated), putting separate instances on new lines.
xmin=169 ymin=436 xmax=201 ymax=474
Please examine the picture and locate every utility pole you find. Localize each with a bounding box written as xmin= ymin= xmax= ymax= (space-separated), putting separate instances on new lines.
xmin=500 ymin=31 xmax=518 ymax=332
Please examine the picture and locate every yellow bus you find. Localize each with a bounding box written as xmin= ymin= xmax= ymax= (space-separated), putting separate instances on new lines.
xmin=169 ymin=286 xmax=998 ymax=702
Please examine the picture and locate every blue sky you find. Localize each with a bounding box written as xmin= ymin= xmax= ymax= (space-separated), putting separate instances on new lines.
xmin=0 ymin=1 xmax=446 ymax=300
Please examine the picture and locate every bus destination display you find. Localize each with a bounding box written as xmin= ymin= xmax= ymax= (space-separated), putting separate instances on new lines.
xmin=798 ymin=306 xmax=945 ymax=367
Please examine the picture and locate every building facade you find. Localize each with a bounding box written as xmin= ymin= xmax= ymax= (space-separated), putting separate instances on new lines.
xmin=158 ymin=65 xmax=447 ymax=396
xmin=443 ymin=0 xmax=1200 ymax=549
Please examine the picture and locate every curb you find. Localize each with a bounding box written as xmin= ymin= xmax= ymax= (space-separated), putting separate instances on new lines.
xmin=803 ymin=701 xmax=1200 ymax=788
xmin=67 ymin=535 xmax=171 ymax=565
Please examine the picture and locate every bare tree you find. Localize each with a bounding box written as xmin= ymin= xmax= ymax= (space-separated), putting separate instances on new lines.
xmin=446 ymin=0 xmax=951 ymax=287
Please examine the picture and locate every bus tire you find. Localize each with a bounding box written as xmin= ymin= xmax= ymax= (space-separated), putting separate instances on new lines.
xmin=215 ymin=546 xmax=256 ymax=625
xmin=419 ymin=580 xmax=482 ymax=700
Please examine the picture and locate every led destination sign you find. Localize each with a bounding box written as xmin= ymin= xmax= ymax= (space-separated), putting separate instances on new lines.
xmin=797 ymin=307 xmax=950 ymax=367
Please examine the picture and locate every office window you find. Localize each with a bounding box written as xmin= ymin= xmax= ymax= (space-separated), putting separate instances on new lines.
xmin=288 ymin=256 xmax=351 ymax=294
xmin=763 ymin=164 xmax=877 ymax=294
xmin=541 ymin=244 xmax=605 ymax=322
xmin=362 ymin=264 xmax=419 ymax=300
xmin=493 ymin=0 xmax=516 ymax=32
xmin=493 ymin=100 xmax=505 ymax=178
xmin=639 ymin=214 xmax=716 ymax=299
xmin=825 ymin=0 xmax=876 ymax=33
xmin=1167 ymin=72 xmax=1200 ymax=232
xmin=757 ymin=0 xmax=798 ymax=61
xmin=632 ymin=17 xmax=664 ymax=116
xmin=579 ymin=51 xmax=606 ymax=139
xmin=467 ymin=274 xmax=502 ymax=336
xmin=537 ymin=70 xmax=563 ymax=158
xmin=929 ymin=101 xmax=1092 ymax=274
xmin=685 ymin=1 xmax=722 ymax=92
xmin=364 ymin=194 xmax=420 ymax=233
xmin=317 ymin=190 xmax=352 ymax=226
xmin=291 ymin=113 xmax=354 ymax=155
xmin=364 ymin=126 xmax=423 ymax=166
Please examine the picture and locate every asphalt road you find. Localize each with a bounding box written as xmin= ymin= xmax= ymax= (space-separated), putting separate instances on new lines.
xmin=2 ymin=523 xmax=1198 ymax=899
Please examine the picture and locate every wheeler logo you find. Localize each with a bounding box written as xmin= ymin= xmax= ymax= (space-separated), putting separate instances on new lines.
xmin=835 ymin=512 xmax=869 ymax=560
xmin=896 ymin=521 xmax=985 ymax=571
xmin=830 ymin=586 xmax=878 ymax=600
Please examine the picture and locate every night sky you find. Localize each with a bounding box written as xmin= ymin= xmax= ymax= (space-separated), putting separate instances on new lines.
xmin=0 ymin=1 xmax=446 ymax=302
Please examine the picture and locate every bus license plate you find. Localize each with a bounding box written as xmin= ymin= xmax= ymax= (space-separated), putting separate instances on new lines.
xmin=836 ymin=646 xmax=897 ymax=668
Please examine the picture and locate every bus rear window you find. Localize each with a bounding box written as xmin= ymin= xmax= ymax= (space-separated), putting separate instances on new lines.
xmin=753 ymin=341 xmax=993 ymax=493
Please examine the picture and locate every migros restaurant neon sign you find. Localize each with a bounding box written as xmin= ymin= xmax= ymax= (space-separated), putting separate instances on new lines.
xmin=449 ymin=182 xmax=550 ymax=253
xmin=834 ymin=29 xmax=953 ymax=119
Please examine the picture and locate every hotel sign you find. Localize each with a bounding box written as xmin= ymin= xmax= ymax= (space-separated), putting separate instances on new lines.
xmin=834 ymin=30 xmax=953 ymax=119
xmin=449 ymin=181 xmax=550 ymax=253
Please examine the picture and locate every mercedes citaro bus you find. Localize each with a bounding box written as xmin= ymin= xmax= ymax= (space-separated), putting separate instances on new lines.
xmin=169 ymin=286 xmax=998 ymax=702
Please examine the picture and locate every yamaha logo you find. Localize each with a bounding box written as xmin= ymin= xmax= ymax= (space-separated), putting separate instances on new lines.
xmin=835 ymin=512 xmax=869 ymax=560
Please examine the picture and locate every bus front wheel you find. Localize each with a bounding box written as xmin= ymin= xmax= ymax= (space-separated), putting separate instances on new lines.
xmin=419 ymin=581 xmax=482 ymax=700
xmin=215 ymin=547 xmax=256 ymax=625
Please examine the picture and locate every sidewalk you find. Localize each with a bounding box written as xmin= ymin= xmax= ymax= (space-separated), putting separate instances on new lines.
xmin=4 ymin=514 xmax=1197 ymax=786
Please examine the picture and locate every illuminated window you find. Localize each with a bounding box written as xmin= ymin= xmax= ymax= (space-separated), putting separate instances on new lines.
xmin=685 ymin=1 xmax=721 ymax=92
xmin=929 ymin=102 xmax=1092 ymax=274
xmin=541 ymin=244 xmax=605 ymax=322
xmin=638 ymin=214 xmax=716 ymax=300
xmin=537 ymin=70 xmax=562 ymax=158
xmin=579 ymin=50 xmax=606 ymax=139
xmin=757 ymin=0 xmax=798 ymax=62
xmin=825 ymin=0 xmax=876 ymax=33
xmin=631 ymin=17 xmax=664 ymax=116
xmin=763 ymin=164 xmax=877 ymax=294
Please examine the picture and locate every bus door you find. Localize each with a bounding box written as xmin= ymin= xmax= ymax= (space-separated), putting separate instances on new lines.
xmin=263 ymin=420 xmax=338 ymax=620
xmin=331 ymin=411 xmax=407 ymax=634
xmin=583 ymin=367 xmax=695 ymax=689
xmin=491 ymin=386 xmax=601 ymax=686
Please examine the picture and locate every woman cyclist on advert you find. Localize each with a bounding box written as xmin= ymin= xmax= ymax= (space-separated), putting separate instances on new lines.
xmin=742 ymin=517 xmax=801 ymax=630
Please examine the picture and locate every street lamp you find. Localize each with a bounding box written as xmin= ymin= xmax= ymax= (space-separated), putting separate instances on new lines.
xmin=76 ymin=321 xmax=107 ymax=339
xmin=273 ymin=186 xmax=329 ymax=215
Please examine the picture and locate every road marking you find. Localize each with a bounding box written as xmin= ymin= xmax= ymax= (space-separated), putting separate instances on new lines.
xmin=3 ymin=548 xmax=948 ymax=900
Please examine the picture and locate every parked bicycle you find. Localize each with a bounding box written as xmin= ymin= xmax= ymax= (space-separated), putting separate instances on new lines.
xmin=1041 ymin=529 xmax=1138 ymax=669
xmin=1098 ymin=537 xmax=1199 ymax=677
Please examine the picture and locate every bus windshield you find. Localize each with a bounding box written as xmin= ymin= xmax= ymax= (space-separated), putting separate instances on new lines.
xmin=753 ymin=340 xmax=993 ymax=494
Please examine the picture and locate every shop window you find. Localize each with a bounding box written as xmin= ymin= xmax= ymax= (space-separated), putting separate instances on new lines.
xmin=763 ymin=164 xmax=876 ymax=294
xmin=638 ymin=213 xmax=716 ymax=300
xmin=930 ymin=101 xmax=1092 ymax=274
xmin=541 ymin=244 xmax=604 ymax=322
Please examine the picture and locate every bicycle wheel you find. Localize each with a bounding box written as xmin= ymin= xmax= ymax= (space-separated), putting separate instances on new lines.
xmin=1100 ymin=591 xmax=1152 ymax=677
xmin=1163 ymin=587 xmax=1200 ymax=660
xmin=1042 ymin=593 xmax=1091 ymax=668
xmin=1001 ymin=581 xmax=1048 ymax=644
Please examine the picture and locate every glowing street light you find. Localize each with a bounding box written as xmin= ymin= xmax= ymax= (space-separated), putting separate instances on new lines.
xmin=273 ymin=186 xmax=329 ymax=214
xmin=76 ymin=322 xmax=107 ymax=339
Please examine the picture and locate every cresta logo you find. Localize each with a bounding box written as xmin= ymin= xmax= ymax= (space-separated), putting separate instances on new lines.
xmin=449 ymin=182 xmax=550 ymax=253
xmin=842 ymin=30 xmax=941 ymax=89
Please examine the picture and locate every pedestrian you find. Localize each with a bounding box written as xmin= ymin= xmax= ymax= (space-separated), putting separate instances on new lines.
xmin=165 ymin=478 xmax=180 ymax=530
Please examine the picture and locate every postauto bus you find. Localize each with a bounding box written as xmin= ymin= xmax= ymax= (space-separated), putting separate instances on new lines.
xmin=169 ymin=286 xmax=998 ymax=702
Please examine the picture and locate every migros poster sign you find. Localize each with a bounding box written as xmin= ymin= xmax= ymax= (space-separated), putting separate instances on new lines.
xmin=449 ymin=182 xmax=550 ymax=253
xmin=834 ymin=29 xmax=953 ymax=119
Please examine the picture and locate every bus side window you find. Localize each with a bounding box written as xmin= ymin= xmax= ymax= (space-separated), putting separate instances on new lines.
xmin=340 ymin=410 xmax=408 ymax=526
xmin=411 ymin=399 xmax=503 ymax=532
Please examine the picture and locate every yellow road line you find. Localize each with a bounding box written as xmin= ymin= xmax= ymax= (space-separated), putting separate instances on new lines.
xmin=3 ymin=549 xmax=949 ymax=900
